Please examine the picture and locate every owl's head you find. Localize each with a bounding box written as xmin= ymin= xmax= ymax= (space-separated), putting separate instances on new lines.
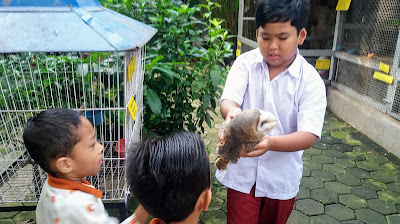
xmin=256 ymin=110 xmax=277 ymax=134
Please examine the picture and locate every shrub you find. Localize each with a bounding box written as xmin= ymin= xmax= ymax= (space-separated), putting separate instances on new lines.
xmin=101 ymin=0 xmax=233 ymax=136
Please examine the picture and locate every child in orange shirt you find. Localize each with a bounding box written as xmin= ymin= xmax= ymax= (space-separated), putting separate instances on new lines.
xmin=23 ymin=108 xmax=148 ymax=224
xmin=126 ymin=131 xmax=212 ymax=224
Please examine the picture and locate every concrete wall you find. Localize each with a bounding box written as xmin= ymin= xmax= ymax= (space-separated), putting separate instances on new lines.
xmin=327 ymin=86 xmax=400 ymax=158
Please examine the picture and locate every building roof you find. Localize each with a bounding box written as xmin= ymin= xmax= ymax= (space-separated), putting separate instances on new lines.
xmin=0 ymin=0 xmax=157 ymax=52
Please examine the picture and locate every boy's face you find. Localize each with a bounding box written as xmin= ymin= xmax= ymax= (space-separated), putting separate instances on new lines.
xmin=68 ymin=116 xmax=104 ymax=178
xmin=256 ymin=21 xmax=306 ymax=71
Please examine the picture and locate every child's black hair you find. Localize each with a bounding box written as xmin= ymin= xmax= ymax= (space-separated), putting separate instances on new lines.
xmin=23 ymin=108 xmax=82 ymax=176
xmin=126 ymin=131 xmax=210 ymax=223
xmin=255 ymin=0 xmax=310 ymax=34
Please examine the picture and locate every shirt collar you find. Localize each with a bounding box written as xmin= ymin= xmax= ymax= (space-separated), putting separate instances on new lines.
xmin=254 ymin=48 xmax=302 ymax=78
xmin=47 ymin=174 xmax=103 ymax=198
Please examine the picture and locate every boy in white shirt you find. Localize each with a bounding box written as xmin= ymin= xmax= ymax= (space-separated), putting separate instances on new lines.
xmin=23 ymin=108 xmax=148 ymax=224
xmin=217 ymin=0 xmax=326 ymax=223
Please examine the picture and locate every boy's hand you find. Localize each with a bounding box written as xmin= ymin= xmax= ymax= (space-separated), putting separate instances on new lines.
xmin=218 ymin=107 xmax=242 ymax=142
xmin=241 ymin=135 xmax=272 ymax=157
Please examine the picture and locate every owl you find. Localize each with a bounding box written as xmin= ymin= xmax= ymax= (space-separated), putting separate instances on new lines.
xmin=215 ymin=109 xmax=277 ymax=170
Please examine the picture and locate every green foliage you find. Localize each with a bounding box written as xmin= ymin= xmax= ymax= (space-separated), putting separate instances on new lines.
xmin=101 ymin=0 xmax=233 ymax=136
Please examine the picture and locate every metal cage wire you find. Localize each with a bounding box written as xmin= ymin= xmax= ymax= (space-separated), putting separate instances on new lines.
xmin=341 ymin=0 xmax=400 ymax=62
xmin=334 ymin=0 xmax=400 ymax=121
xmin=0 ymin=48 xmax=145 ymax=203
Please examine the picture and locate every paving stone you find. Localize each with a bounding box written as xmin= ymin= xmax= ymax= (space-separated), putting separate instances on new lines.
xmin=208 ymin=196 xmax=224 ymax=211
xmin=325 ymin=182 xmax=351 ymax=194
xmin=310 ymin=215 xmax=341 ymax=224
xmin=303 ymin=153 xmax=312 ymax=161
xmin=332 ymin=144 xmax=353 ymax=153
xmin=321 ymin=136 xmax=341 ymax=144
xmin=387 ymin=183 xmax=400 ymax=194
xmin=322 ymin=149 xmax=344 ymax=158
xmin=12 ymin=211 xmax=36 ymax=224
xmin=303 ymin=166 xmax=311 ymax=177
xmin=0 ymin=211 xmax=18 ymax=219
xmin=342 ymin=137 xmax=362 ymax=147
xmin=312 ymin=154 xmax=334 ymax=164
xmin=352 ymin=141 xmax=382 ymax=153
xmin=312 ymin=170 xmax=336 ymax=181
xmin=287 ymin=210 xmax=310 ymax=224
xmin=386 ymin=214 xmax=400 ymax=224
xmin=334 ymin=158 xmax=356 ymax=168
xmin=356 ymin=161 xmax=379 ymax=172
xmin=339 ymin=194 xmax=368 ymax=209
xmin=199 ymin=210 xmax=226 ymax=224
xmin=213 ymin=187 xmax=227 ymax=200
xmin=311 ymin=189 xmax=338 ymax=204
xmin=377 ymin=190 xmax=400 ymax=204
xmin=347 ymin=167 xmax=371 ymax=179
xmin=301 ymin=177 xmax=324 ymax=189
xmin=296 ymin=199 xmax=324 ymax=216
xmin=313 ymin=141 xmax=332 ymax=150
xmin=336 ymin=174 xmax=361 ymax=186
xmin=1 ymin=203 xmax=24 ymax=207
xmin=365 ymin=153 xmax=388 ymax=164
xmin=362 ymin=179 xmax=387 ymax=192
xmin=351 ymin=186 xmax=378 ymax=200
xmin=380 ymin=163 xmax=400 ymax=174
xmin=325 ymin=204 xmax=355 ymax=221
xmin=296 ymin=186 xmax=311 ymax=200
xmin=304 ymin=147 xmax=322 ymax=155
xmin=340 ymin=221 xmax=364 ymax=224
xmin=331 ymin=131 xmax=348 ymax=140
xmin=368 ymin=199 xmax=397 ymax=215
xmin=343 ymin=152 xmax=366 ymax=161
xmin=323 ymin=164 xmax=347 ymax=174
xmin=303 ymin=160 xmax=323 ymax=171
xmin=371 ymin=170 xmax=397 ymax=183
xmin=356 ymin=208 xmax=387 ymax=224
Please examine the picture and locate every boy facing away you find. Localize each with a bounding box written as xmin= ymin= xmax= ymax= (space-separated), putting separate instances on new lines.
xmin=217 ymin=0 xmax=327 ymax=223
xmin=126 ymin=131 xmax=211 ymax=224
xmin=23 ymin=108 xmax=148 ymax=224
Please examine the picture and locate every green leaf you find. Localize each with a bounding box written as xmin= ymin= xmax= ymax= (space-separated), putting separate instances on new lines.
xmin=210 ymin=67 xmax=221 ymax=87
xmin=153 ymin=66 xmax=181 ymax=80
xmin=205 ymin=113 xmax=212 ymax=128
xmin=146 ymin=89 xmax=162 ymax=115
xmin=202 ymin=94 xmax=210 ymax=109
xmin=196 ymin=80 xmax=205 ymax=89
xmin=146 ymin=55 xmax=164 ymax=71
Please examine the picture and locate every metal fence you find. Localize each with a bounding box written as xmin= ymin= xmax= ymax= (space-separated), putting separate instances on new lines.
xmin=331 ymin=0 xmax=400 ymax=120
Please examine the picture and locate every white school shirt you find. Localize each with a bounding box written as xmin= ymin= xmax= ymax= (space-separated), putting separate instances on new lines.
xmin=216 ymin=48 xmax=326 ymax=199
xmin=36 ymin=175 xmax=137 ymax=224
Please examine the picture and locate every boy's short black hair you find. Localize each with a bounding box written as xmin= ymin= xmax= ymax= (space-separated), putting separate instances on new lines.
xmin=23 ymin=108 xmax=82 ymax=176
xmin=126 ymin=131 xmax=210 ymax=223
xmin=256 ymin=0 xmax=310 ymax=34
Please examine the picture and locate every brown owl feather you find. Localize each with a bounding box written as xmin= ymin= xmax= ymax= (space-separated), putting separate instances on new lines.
xmin=215 ymin=109 xmax=277 ymax=170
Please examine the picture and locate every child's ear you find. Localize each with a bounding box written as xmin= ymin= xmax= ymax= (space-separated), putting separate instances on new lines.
xmin=195 ymin=188 xmax=212 ymax=211
xmin=55 ymin=157 xmax=73 ymax=174
xmin=297 ymin=28 xmax=307 ymax=46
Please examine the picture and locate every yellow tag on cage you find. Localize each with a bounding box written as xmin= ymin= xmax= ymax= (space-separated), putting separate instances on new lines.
xmin=237 ymin=41 xmax=241 ymax=47
xmin=128 ymin=56 xmax=136 ymax=82
xmin=128 ymin=96 xmax=138 ymax=121
xmin=336 ymin=0 xmax=352 ymax=11
xmin=379 ymin=62 xmax=390 ymax=74
xmin=315 ymin=59 xmax=331 ymax=70
xmin=373 ymin=71 xmax=394 ymax=84
xmin=236 ymin=49 xmax=241 ymax=57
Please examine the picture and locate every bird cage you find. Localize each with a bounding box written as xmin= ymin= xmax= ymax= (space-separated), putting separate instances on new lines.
xmin=0 ymin=0 xmax=156 ymax=214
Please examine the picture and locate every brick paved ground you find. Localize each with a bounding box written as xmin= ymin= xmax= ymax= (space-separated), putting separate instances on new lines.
xmin=2 ymin=109 xmax=400 ymax=224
